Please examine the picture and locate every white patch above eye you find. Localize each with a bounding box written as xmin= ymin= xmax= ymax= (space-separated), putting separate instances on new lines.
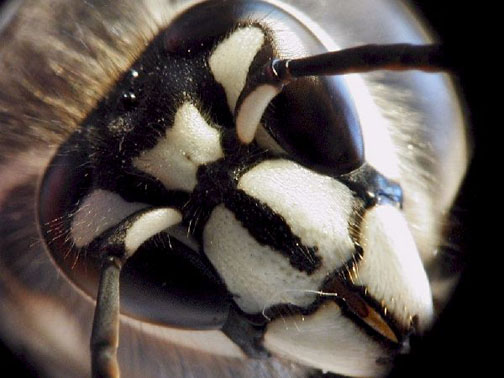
xmin=71 ymin=189 xmax=148 ymax=248
xmin=124 ymin=208 xmax=182 ymax=256
xmin=237 ymin=159 xmax=356 ymax=268
xmin=264 ymin=301 xmax=389 ymax=377
xmin=209 ymin=27 xmax=265 ymax=112
xmin=133 ymin=102 xmax=224 ymax=192
xmin=354 ymin=205 xmax=433 ymax=331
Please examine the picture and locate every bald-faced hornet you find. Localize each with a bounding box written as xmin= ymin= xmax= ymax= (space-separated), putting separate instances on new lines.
xmin=0 ymin=1 xmax=470 ymax=377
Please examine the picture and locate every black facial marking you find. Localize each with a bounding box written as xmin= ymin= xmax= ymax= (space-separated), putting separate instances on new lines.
xmin=225 ymin=189 xmax=321 ymax=274
xmin=182 ymin=144 xmax=271 ymax=238
xmin=263 ymin=75 xmax=363 ymax=176
xmin=184 ymin=151 xmax=322 ymax=275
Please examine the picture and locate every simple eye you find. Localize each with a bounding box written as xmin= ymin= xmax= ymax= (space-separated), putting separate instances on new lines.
xmin=0 ymin=1 xmax=473 ymax=377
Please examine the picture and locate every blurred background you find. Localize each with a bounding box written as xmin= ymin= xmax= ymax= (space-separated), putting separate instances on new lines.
xmin=391 ymin=1 xmax=490 ymax=376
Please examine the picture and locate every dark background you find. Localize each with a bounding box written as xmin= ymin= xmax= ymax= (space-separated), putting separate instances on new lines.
xmin=391 ymin=1 xmax=491 ymax=376
xmin=0 ymin=0 xmax=491 ymax=377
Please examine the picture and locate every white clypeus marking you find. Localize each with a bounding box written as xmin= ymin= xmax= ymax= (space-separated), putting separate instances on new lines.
xmin=71 ymin=189 xmax=148 ymax=248
xmin=237 ymin=159 xmax=355 ymax=266
xmin=209 ymin=26 xmax=265 ymax=112
xmin=204 ymin=159 xmax=356 ymax=314
xmin=354 ymin=205 xmax=434 ymax=331
xmin=264 ymin=301 xmax=388 ymax=377
xmin=133 ymin=102 xmax=224 ymax=192
xmin=235 ymin=84 xmax=280 ymax=144
xmin=203 ymin=205 xmax=319 ymax=313
xmin=124 ymin=208 xmax=182 ymax=256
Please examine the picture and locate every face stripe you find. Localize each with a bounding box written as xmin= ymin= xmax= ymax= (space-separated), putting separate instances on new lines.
xmin=203 ymin=205 xmax=320 ymax=314
xmin=133 ymin=102 xmax=224 ymax=192
xmin=237 ymin=159 xmax=356 ymax=269
xmin=235 ymin=84 xmax=280 ymax=144
xmin=71 ymin=189 xmax=148 ymax=248
xmin=202 ymin=160 xmax=365 ymax=315
xmin=209 ymin=26 xmax=265 ymax=112
xmin=224 ymin=189 xmax=320 ymax=274
xmin=354 ymin=205 xmax=434 ymax=330
xmin=124 ymin=208 xmax=182 ymax=256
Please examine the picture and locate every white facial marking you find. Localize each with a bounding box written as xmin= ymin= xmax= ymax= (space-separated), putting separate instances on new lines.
xmin=235 ymin=84 xmax=280 ymax=144
xmin=209 ymin=27 xmax=265 ymax=111
xmin=204 ymin=159 xmax=357 ymax=314
xmin=204 ymin=205 xmax=318 ymax=313
xmin=133 ymin=102 xmax=224 ymax=192
xmin=71 ymin=189 xmax=148 ymax=248
xmin=124 ymin=208 xmax=182 ymax=256
xmin=355 ymin=205 xmax=434 ymax=331
xmin=264 ymin=301 xmax=388 ymax=377
xmin=238 ymin=159 xmax=355 ymax=265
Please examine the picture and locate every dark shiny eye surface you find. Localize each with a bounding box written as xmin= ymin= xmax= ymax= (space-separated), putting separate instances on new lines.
xmin=264 ymin=76 xmax=363 ymax=176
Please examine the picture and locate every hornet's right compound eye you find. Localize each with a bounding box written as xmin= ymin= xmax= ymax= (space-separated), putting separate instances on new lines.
xmin=261 ymin=71 xmax=364 ymax=176
xmin=234 ymin=37 xmax=449 ymax=178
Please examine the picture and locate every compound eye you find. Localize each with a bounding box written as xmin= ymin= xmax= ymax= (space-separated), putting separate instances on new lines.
xmin=263 ymin=75 xmax=364 ymax=176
